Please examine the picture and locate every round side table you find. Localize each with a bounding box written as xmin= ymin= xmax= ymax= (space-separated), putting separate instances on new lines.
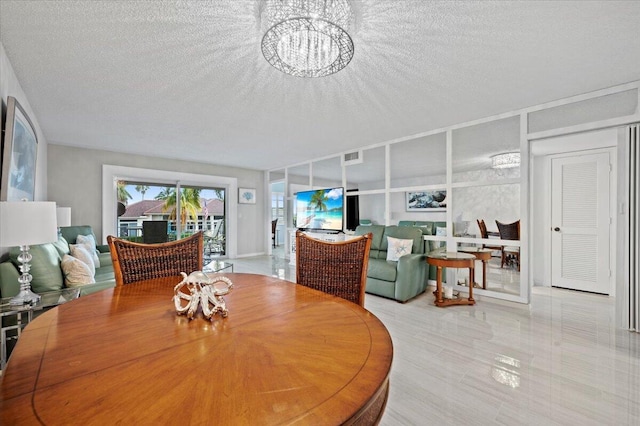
xmin=458 ymin=247 xmax=493 ymax=289
xmin=426 ymin=252 xmax=476 ymax=307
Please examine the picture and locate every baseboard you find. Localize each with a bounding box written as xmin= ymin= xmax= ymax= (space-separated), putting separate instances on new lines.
xmin=233 ymin=252 xmax=265 ymax=259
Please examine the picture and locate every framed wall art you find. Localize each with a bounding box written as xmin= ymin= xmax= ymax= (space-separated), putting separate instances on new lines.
xmin=1 ymin=96 xmax=38 ymax=201
xmin=406 ymin=190 xmax=446 ymax=211
xmin=238 ymin=188 xmax=256 ymax=204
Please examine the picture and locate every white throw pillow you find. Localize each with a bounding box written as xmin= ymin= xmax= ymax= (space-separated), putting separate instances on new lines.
xmin=77 ymin=234 xmax=101 ymax=267
xmin=61 ymin=254 xmax=96 ymax=287
xmin=386 ymin=236 xmax=413 ymax=261
xmin=69 ymin=244 xmax=96 ymax=277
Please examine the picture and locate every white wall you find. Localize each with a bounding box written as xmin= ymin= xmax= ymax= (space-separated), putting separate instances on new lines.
xmin=1 ymin=42 xmax=49 ymax=256
xmin=452 ymin=184 xmax=520 ymax=235
xmin=387 ymin=168 xmax=520 ymax=231
xmin=359 ymin=193 xmax=387 ymax=225
xmin=275 ymin=83 xmax=639 ymax=307
xmin=1 ymin=43 xmax=48 ymax=202
xmin=531 ymin=128 xmax=618 ymax=287
xmin=48 ymin=144 xmax=265 ymax=257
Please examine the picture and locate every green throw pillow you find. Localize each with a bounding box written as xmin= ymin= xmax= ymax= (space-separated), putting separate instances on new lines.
xmin=52 ymin=235 xmax=70 ymax=257
xmin=10 ymin=243 xmax=64 ymax=293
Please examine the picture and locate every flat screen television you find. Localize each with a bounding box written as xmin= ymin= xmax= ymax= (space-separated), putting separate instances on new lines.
xmin=295 ymin=187 xmax=344 ymax=232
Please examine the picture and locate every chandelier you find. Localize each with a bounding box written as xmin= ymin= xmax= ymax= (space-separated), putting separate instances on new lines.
xmin=491 ymin=152 xmax=521 ymax=169
xmin=261 ymin=0 xmax=354 ymax=78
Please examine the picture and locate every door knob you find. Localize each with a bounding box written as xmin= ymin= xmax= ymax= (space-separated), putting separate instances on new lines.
xmin=554 ymin=227 xmax=560 ymax=232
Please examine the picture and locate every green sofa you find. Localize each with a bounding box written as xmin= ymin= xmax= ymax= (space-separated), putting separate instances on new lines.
xmin=354 ymin=225 xmax=428 ymax=302
xmin=0 ymin=225 xmax=116 ymax=299
xmin=398 ymin=220 xmax=447 ymax=283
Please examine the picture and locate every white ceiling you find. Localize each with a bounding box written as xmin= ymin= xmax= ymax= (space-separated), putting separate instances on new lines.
xmin=1 ymin=0 xmax=639 ymax=172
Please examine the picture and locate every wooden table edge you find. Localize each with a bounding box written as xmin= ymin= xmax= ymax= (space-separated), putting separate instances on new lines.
xmin=1 ymin=273 xmax=394 ymax=425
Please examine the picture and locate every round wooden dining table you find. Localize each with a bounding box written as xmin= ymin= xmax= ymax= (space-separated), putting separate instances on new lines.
xmin=0 ymin=273 xmax=393 ymax=425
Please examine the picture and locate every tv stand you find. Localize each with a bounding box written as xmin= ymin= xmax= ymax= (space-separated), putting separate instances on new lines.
xmin=288 ymin=229 xmax=350 ymax=266
xmin=303 ymin=229 xmax=342 ymax=235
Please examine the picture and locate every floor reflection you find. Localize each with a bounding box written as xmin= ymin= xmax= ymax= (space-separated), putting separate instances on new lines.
xmin=230 ymin=247 xmax=640 ymax=425
xmin=482 ymin=257 xmax=520 ymax=295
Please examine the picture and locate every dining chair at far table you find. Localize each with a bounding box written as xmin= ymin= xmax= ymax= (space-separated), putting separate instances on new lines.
xmin=271 ymin=218 xmax=278 ymax=247
xmin=477 ymin=219 xmax=503 ymax=256
xmin=495 ymin=220 xmax=520 ymax=271
xmin=295 ymin=231 xmax=373 ymax=307
xmin=107 ymin=232 xmax=204 ymax=286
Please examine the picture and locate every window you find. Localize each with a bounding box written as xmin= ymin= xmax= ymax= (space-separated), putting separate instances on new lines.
xmin=103 ymin=166 xmax=238 ymax=259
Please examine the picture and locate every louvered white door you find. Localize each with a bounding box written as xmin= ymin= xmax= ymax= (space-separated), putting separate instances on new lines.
xmin=551 ymin=153 xmax=611 ymax=294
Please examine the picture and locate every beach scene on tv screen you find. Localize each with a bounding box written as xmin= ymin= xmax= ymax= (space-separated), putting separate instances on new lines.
xmin=296 ymin=188 xmax=343 ymax=230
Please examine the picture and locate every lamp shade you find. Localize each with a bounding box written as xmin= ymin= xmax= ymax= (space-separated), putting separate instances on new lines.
xmin=0 ymin=201 xmax=58 ymax=247
xmin=56 ymin=207 xmax=72 ymax=227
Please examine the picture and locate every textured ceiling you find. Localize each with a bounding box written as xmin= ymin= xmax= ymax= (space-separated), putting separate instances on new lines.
xmin=1 ymin=0 xmax=639 ymax=172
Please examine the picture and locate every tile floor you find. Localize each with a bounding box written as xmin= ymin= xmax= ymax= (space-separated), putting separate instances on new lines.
xmin=453 ymin=256 xmax=521 ymax=296
xmin=231 ymin=252 xmax=640 ymax=425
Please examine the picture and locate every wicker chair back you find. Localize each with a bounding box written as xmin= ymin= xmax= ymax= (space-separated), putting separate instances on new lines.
xmin=295 ymin=231 xmax=372 ymax=306
xmin=108 ymin=232 xmax=204 ymax=286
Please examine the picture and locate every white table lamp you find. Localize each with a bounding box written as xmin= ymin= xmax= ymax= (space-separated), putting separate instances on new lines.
xmin=0 ymin=201 xmax=58 ymax=305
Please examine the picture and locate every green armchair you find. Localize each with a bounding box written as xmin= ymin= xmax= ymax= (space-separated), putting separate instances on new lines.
xmin=354 ymin=225 xmax=428 ymax=302
xmin=398 ymin=220 xmax=447 ymax=283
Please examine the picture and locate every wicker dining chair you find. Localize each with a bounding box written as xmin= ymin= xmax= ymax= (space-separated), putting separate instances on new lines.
xmin=108 ymin=232 xmax=204 ymax=286
xmin=271 ymin=219 xmax=278 ymax=248
xmin=495 ymin=220 xmax=520 ymax=270
xmin=477 ymin=219 xmax=503 ymax=257
xmin=295 ymin=231 xmax=373 ymax=307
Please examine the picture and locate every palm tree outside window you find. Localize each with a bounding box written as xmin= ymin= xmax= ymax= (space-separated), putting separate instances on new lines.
xmin=116 ymin=182 xmax=226 ymax=256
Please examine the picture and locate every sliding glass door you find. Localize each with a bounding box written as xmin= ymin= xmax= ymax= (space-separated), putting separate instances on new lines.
xmin=182 ymin=185 xmax=226 ymax=261
xmin=116 ymin=181 xmax=175 ymax=242
xmin=116 ymin=181 xmax=226 ymax=259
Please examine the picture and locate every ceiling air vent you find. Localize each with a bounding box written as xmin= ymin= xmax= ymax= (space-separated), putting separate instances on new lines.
xmin=342 ymin=150 xmax=363 ymax=166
